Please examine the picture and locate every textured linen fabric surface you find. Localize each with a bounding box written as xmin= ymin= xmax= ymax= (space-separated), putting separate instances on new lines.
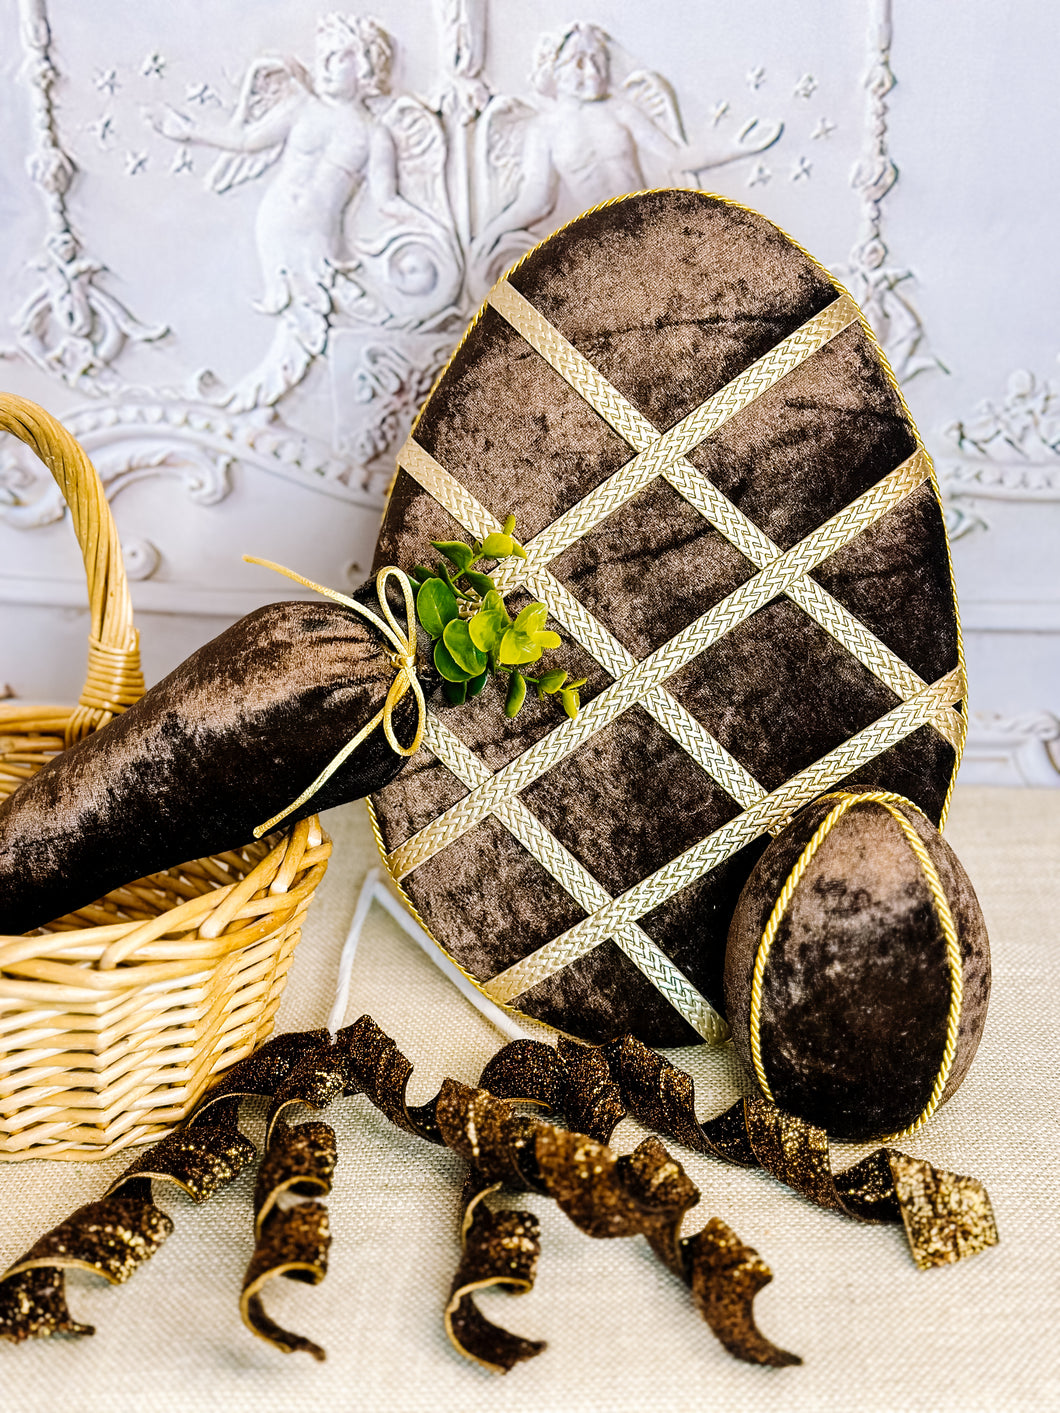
xmin=0 ymin=785 xmax=1056 ymax=1413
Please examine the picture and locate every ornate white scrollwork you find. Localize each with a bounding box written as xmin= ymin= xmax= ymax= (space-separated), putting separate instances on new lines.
xmin=120 ymin=537 xmax=162 ymax=581
xmin=470 ymin=20 xmax=781 ymax=293
xmin=434 ymin=0 xmax=491 ymax=127
xmin=965 ymin=710 xmax=1060 ymax=785
xmin=3 ymin=0 xmax=168 ymax=392
xmin=146 ymin=15 xmax=461 ymax=415
xmin=947 ymin=367 xmax=1060 ymax=468
xmin=0 ymin=397 xmax=385 ymax=530
xmin=833 ymin=0 xmax=944 ymax=384
xmin=940 ymin=365 xmax=1060 ymax=538
xmin=2 ymin=4 xmax=1055 ymax=788
xmin=331 ymin=331 xmax=454 ymax=472
xmin=4 ymin=1 xmax=790 ymax=515
xmin=0 ymin=414 xmax=230 ymax=530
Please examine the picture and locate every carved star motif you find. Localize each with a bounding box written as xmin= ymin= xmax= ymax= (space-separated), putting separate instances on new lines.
xmin=141 ymin=52 xmax=166 ymax=79
xmin=171 ymin=147 xmax=194 ymax=175
xmin=710 ymin=100 xmax=730 ymax=126
xmin=794 ymin=73 xmax=818 ymax=99
xmin=791 ymin=156 xmax=813 ymax=182
xmin=89 ymin=115 xmax=114 ymax=146
xmin=747 ymin=162 xmax=771 ymax=187
xmin=124 ymin=151 xmax=148 ymax=176
xmin=812 ymin=117 xmax=837 ymax=140
xmin=94 ymin=69 xmax=119 ymax=96
xmin=186 ymin=81 xmax=220 ymax=106
xmin=746 ymin=66 xmax=766 ymax=90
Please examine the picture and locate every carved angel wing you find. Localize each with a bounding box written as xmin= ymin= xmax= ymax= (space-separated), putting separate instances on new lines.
xmin=350 ymin=95 xmax=464 ymax=327
xmin=382 ymin=96 xmax=453 ymax=227
xmin=206 ymin=56 xmax=310 ymax=195
xmin=474 ymin=94 xmax=535 ymax=225
xmin=622 ymin=69 xmax=687 ymax=144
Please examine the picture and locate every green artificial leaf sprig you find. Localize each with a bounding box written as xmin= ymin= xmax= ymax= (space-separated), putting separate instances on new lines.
xmin=408 ymin=517 xmax=584 ymax=720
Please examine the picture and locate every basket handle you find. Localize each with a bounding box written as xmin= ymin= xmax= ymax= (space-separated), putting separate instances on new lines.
xmin=0 ymin=393 xmax=145 ymax=744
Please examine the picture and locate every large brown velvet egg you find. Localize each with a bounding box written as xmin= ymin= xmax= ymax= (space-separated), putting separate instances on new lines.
xmin=370 ymin=188 xmax=967 ymax=1048
xmin=724 ymin=792 xmax=990 ymax=1140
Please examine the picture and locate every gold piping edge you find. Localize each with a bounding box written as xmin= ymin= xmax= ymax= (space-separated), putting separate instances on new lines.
xmin=747 ymin=790 xmax=964 ymax=1140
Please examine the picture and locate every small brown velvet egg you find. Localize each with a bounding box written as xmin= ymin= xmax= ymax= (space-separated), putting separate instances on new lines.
xmin=724 ymin=792 xmax=990 ymax=1141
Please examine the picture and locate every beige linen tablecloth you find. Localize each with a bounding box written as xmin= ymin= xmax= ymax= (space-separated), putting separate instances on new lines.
xmin=0 ymin=785 xmax=1057 ymax=1412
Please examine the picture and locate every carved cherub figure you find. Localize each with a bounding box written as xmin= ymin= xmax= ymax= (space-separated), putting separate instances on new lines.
xmin=839 ymin=238 xmax=948 ymax=382
xmin=472 ymin=22 xmax=782 ymax=279
xmin=148 ymin=13 xmax=458 ymax=411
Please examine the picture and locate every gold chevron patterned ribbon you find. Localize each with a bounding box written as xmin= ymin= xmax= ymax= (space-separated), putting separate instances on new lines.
xmin=480 ymin=671 xmax=962 ymax=1006
xmin=388 ymin=452 xmax=943 ymax=881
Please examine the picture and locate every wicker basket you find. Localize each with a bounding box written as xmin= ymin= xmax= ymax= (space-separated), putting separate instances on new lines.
xmin=0 ymin=393 xmax=331 ymax=1161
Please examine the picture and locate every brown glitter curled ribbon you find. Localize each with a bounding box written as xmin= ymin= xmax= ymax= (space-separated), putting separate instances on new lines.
xmin=0 ymin=1029 xmax=322 ymax=1345
xmin=482 ymin=1034 xmax=1000 ymax=1270
xmin=0 ymin=1028 xmax=311 ymax=1344
xmin=0 ymin=1017 xmax=996 ymax=1363
xmin=237 ymin=1015 xmax=449 ymax=1362
xmin=242 ymin=1121 xmax=338 ymax=1361
xmin=435 ymin=1079 xmax=798 ymax=1370
xmin=239 ymin=1020 xmax=796 ymax=1368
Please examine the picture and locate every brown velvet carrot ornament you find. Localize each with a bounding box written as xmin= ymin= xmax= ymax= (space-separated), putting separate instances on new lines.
xmin=0 ymin=568 xmax=424 ymax=937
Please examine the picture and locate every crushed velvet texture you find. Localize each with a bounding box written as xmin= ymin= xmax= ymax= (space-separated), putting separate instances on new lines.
xmin=724 ymin=796 xmax=991 ymax=1140
xmin=0 ymin=589 xmax=413 ymax=936
xmin=371 ymin=189 xmax=962 ymax=1046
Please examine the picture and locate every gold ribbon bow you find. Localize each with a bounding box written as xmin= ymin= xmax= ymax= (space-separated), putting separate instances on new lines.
xmin=244 ymin=557 xmax=426 ymax=839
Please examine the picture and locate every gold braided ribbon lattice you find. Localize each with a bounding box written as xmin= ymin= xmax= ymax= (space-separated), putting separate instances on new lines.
xmin=378 ymin=263 xmax=966 ymax=1043
xmin=749 ymin=790 xmax=964 ymax=1140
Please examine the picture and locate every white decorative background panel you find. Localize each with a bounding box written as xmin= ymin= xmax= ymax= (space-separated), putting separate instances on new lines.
xmin=0 ymin=0 xmax=1056 ymax=784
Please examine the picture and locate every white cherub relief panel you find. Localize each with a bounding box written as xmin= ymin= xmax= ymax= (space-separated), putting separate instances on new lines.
xmin=147 ymin=15 xmax=462 ymax=415
xmin=0 ymin=0 xmax=866 ymax=532
xmin=0 ymin=0 xmax=1056 ymax=781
